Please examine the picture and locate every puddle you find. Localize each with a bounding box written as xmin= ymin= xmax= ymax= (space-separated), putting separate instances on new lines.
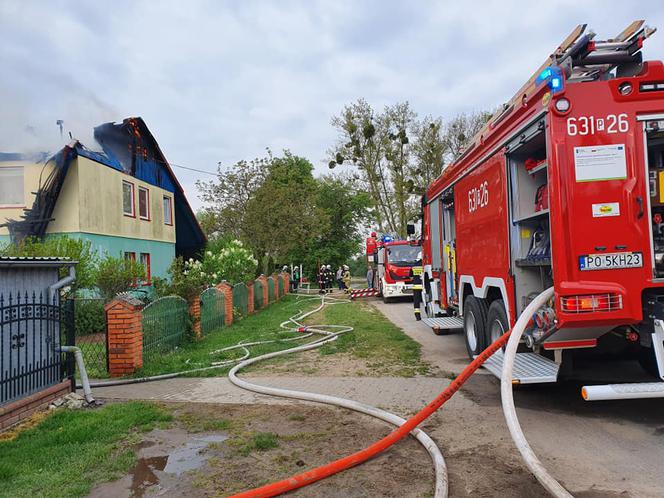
xmin=129 ymin=434 xmax=228 ymax=497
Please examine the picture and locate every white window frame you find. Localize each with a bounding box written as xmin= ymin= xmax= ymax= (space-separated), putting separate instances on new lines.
xmin=122 ymin=180 xmax=135 ymax=217
xmin=0 ymin=166 xmax=25 ymax=208
xmin=163 ymin=195 xmax=173 ymax=225
xmin=138 ymin=186 xmax=150 ymax=220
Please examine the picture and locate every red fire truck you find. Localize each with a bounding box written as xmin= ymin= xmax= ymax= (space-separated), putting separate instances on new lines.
xmin=371 ymin=237 xmax=421 ymax=303
xmin=418 ymin=21 xmax=664 ymax=393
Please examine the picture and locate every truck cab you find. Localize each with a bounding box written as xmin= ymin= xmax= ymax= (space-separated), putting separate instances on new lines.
xmin=375 ymin=240 xmax=420 ymax=303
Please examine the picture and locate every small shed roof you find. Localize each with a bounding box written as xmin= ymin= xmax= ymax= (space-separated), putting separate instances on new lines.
xmin=0 ymin=256 xmax=78 ymax=268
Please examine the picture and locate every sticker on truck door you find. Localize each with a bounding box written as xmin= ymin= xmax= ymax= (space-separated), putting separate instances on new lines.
xmin=579 ymin=251 xmax=643 ymax=271
xmin=574 ymin=144 xmax=627 ymax=182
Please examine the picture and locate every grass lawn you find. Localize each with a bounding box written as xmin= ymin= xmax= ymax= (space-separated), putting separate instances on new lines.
xmin=135 ymin=295 xmax=321 ymax=378
xmin=0 ymin=402 xmax=172 ymax=498
xmin=128 ymin=294 xmax=431 ymax=378
xmin=312 ymin=299 xmax=431 ymax=376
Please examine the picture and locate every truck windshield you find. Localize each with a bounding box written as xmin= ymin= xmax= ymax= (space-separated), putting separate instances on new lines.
xmin=386 ymin=245 xmax=420 ymax=266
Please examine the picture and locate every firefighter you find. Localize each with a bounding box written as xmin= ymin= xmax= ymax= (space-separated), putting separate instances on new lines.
xmin=325 ymin=264 xmax=334 ymax=293
xmin=342 ymin=265 xmax=352 ymax=291
xmin=411 ymin=251 xmax=423 ymax=320
xmin=291 ymin=265 xmax=300 ymax=292
xmin=318 ymin=264 xmax=326 ymax=294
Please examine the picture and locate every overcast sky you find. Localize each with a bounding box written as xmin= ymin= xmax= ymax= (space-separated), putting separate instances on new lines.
xmin=2 ymin=1 xmax=664 ymax=211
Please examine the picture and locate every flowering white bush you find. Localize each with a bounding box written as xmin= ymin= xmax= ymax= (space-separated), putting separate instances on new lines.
xmin=185 ymin=240 xmax=258 ymax=286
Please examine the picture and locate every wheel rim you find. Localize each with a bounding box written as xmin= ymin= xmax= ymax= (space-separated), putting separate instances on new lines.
xmin=466 ymin=311 xmax=478 ymax=351
xmin=490 ymin=318 xmax=505 ymax=344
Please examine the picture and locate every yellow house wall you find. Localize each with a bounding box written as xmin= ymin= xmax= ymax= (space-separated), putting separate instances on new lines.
xmin=0 ymin=160 xmax=55 ymax=236
xmin=48 ymin=159 xmax=81 ymax=233
xmin=75 ymin=156 xmax=176 ymax=243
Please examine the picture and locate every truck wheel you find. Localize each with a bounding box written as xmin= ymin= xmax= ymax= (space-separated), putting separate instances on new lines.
xmin=383 ymin=294 xmax=392 ymax=304
xmin=486 ymin=299 xmax=509 ymax=348
xmin=638 ymin=346 xmax=661 ymax=378
xmin=463 ymin=296 xmax=488 ymax=358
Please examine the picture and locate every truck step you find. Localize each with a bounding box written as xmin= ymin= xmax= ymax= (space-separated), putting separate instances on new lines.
xmin=422 ymin=316 xmax=464 ymax=331
xmin=482 ymin=351 xmax=559 ymax=384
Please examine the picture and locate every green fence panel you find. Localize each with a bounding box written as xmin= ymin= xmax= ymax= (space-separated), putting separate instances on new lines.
xmin=254 ymin=279 xmax=264 ymax=310
xmin=278 ymin=275 xmax=284 ymax=296
xmin=142 ymin=296 xmax=188 ymax=359
xmin=233 ymin=283 xmax=248 ymax=317
xmin=200 ymin=287 xmax=225 ymax=335
xmin=267 ymin=277 xmax=275 ymax=302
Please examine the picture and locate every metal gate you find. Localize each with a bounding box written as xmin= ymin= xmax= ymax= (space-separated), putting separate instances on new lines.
xmin=233 ymin=283 xmax=248 ymax=317
xmin=1 ymin=292 xmax=74 ymax=406
xmin=254 ymin=279 xmax=264 ymax=310
xmin=268 ymin=277 xmax=275 ymax=302
xmin=200 ymin=288 xmax=225 ymax=335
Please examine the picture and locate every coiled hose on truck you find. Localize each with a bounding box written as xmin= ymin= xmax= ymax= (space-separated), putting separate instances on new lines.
xmin=229 ymin=286 xmax=572 ymax=498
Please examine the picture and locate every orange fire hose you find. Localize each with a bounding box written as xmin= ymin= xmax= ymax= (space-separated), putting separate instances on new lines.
xmin=229 ymin=329 xmax=510 ymax=498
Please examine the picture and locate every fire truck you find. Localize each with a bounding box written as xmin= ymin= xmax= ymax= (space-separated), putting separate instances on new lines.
xmin=371 ymin=236 xmax=421 ymax=303
xmin=418 ymin=21 xmax=664 ymax=394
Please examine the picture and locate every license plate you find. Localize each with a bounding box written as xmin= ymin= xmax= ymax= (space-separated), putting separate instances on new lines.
xmin=579 ymin=251 xmax=643 ymax=271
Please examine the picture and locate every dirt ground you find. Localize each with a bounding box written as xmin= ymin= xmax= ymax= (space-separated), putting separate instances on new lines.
xmin=87 ymin=402 xmax=437 ymax=498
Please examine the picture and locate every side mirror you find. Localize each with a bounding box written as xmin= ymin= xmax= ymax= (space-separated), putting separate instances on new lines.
xmin=406 ymin=223 xmax=416 ymax=235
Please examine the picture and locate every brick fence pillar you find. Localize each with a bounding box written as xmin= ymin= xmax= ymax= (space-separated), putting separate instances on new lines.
xmin=189 ymin=298 xmax=201 ymax=338
xmin=216 ymin=282 xmax=234 ymax=326
xmin=282 ymin=272 xmax=291 ymax=294
xmin=273 ymin=274 xmax=282 ymax=299
xmin=258 ymin=275 xmax=269 ymax=305
xmin=105 ymin=296 xmax=144 ymax=377
xmin=246 ymin=281 xmax=255 ymax=314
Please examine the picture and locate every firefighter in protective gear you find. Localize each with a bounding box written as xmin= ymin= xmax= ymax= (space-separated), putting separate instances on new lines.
xmin=411 ymin=250 xmax=423 ymax=320
xmin=318 ymin=265 xmax=327 ymax=294
xmin=325 ymin=264 xmax=334 ymax=293
xmin=342 ymin=265 xmax=352 ymax=291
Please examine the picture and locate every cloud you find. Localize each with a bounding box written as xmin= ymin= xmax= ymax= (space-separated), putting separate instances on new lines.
xmin=2 ymin=0 xmax=664 ymax=210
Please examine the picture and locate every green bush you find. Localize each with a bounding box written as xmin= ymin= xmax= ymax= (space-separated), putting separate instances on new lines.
xmin=95 ymin=256 xmax=145 ymax=302
xmin=75 ymin=299 xmax=106 ymax=336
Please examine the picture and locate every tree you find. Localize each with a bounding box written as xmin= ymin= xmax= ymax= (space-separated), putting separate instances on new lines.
xmin=196 ymin=154 xmax=271 ymax=240
xmin=442 ymin=111 xmax=493 ymax=163
xmin=410 ymin=116 xmax=447 ymax=193
xmin=288 ymin=175 xmax=371 ymax=280
xmin=244 ymin=151 xmax=324 ymax=273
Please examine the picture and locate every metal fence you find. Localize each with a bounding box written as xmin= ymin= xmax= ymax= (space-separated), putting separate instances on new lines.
xmin=233 ymin=283 xmax=248 ymax=317
xmin=142 ymin=296 xmax=188 ymax=359
xmin=278 ymin=275 xmax=284 ymax=296
xmin=267 ymin=277 xmax=275 ymax=302
xmin=1 ymin=292 xmax=73 ymax=406
xmin=254 ymin=279 xmax=264 ymax=310
xmin=73 ymin=298 xmax=107 ymax=378
xmin=200 ymin=287 xmax=225 ymax=335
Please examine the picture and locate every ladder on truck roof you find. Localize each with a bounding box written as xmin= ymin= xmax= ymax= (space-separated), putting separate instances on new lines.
xmin=457 ymin=21 xmax=657 ymax=164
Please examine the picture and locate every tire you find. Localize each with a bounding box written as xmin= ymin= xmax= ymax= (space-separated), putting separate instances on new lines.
xmin=383 ymin=294 xmax=392 ymax=304
xmin=463 ymin=296 xmax=489 ymax=358
xmin=638 ymin=346 xmax=661 ymax=378
xmin=486 ymin=299 xmax=509 ymax=348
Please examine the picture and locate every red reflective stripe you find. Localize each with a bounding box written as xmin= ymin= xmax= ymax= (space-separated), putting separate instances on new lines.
xmin=543 ymin=339 xmax=597 ymax=350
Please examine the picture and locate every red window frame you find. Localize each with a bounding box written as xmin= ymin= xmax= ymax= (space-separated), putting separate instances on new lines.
xmin=124 ymin=252 xmax=137 ymax=287
xmin=163 ymin=195 xmax=173 ymax=226
xmin=122 ymin=181 xmax=135 ymax=218
xmin=140 ymin=252 xmax=151 ymax=285
xmin=138 ymin=186 xmax=150 ymax=220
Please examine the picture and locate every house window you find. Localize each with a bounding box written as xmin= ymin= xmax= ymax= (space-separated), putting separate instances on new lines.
xmin=122 ymin=181 xmax=135 ymax=217
xmin=124 ymin=251 xmax=136 ymax=261
xmin=138 ymin=187 xmax=150 ymax=220
xmin=0 ymin=166 xmax=24 ymax=207
xmin=163 ymin=196 xmax=173 ymax=225
xmin=140 ymin=253 xmax=151 ymax=284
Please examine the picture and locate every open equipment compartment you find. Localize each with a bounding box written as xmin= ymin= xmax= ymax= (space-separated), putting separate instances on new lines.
xmin=506 ymin=117 xmax=553 ymax=314
xmin=645 ymin=119 xmax=664 ymax=279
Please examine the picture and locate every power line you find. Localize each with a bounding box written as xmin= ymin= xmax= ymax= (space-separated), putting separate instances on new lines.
xmin=168 ymin=162 xmax=218 ymax=176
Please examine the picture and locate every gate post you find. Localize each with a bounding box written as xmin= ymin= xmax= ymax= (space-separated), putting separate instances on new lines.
xmin=282 ymin=272 xmax=290 ymax=294
xmin=215 ymin=282 xmax=234 ymax=326
xmin=189 ymin=298 xmax=201 ymax=339
xmin=258 ymin=275 xmax=269 ymax=305
xmin=105 ymin=296 xmax=144 ymax=377
xmin=247 ymin=281 xmax=255 ymax=314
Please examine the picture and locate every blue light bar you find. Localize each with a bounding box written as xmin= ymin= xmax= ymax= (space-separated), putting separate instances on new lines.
xmin=536 ymin=66 xmax=564 ymax=94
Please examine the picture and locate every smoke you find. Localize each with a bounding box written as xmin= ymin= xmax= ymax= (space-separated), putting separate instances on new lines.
xmin=0 ymin=76 xmax=118 ymax=156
